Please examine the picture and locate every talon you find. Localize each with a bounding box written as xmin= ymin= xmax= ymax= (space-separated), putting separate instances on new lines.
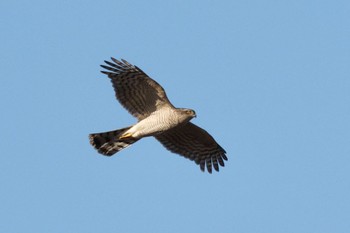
xmin=119 ymin=132 xmax=133 ymax=139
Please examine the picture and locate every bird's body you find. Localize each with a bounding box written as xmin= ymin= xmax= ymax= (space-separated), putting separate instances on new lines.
xmin=123 ymin=107 xmax=194 ymax=138
xmin=89 ymin=57 xmax=227 ymax=173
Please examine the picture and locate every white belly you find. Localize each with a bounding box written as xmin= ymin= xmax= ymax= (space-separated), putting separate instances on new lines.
xmin=126 ymin=110 xmax=179 ymax=138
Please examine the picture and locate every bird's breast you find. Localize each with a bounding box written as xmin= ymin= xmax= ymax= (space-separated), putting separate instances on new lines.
xmin=131 ymin=109 xmax=180 ymax=138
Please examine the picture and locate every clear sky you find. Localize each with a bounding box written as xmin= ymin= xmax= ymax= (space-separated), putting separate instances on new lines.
xmin=1 ymin=1 xmax=349 ymax=232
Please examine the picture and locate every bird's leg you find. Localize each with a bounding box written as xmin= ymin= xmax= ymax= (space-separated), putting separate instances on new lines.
xmin=119 ymin=132 xmax=133 ymax=139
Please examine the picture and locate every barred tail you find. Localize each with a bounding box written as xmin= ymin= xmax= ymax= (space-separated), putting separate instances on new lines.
xmin=89 ymin=127 xmax=139 ymax=156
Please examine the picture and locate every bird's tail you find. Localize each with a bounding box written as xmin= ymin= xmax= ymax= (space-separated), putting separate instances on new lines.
xmin=89 ymin=127 xmax=139 ymax=156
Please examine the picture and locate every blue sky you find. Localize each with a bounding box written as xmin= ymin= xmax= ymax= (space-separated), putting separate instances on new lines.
xmin=1 ymin=0 xmax=349 ymax=232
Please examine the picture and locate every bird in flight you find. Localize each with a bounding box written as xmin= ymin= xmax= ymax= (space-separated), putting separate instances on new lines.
xmin=89 ymin=57 xmax=227 ymax=173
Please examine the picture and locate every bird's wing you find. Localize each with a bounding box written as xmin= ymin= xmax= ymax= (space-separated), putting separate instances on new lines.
xmin=155 ymin=122 xmax=227 ymax=173
xmin=101 ymin=58 xmax=174 ymax=120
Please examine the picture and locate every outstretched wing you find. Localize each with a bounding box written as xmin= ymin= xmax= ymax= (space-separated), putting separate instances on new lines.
xmin=101 ymin=58 xmax=174 ymax=120
xmin=155 ymin=122 xmax=227 ymax=173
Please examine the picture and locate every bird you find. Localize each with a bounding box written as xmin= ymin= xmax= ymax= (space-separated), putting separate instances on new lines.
xmin=89 ymin=57 xmax=227 ymax=173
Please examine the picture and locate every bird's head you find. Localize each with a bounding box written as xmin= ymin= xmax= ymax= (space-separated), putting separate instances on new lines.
xmin=178 ymin=108 xmax=196 ymax=123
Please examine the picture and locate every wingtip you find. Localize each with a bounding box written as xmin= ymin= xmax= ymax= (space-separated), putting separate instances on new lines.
xmin=200 ymin=160 xmax=205 ymax=172
xmin=111 ymin=57 xmax=120 ymax=64
xmin=100 ymin=70 xmax=110 ymax=75
xmin=121 ymin=59 xmax=132 ymax=66
xmin=213 ymin=162 xmax=220 ymax=172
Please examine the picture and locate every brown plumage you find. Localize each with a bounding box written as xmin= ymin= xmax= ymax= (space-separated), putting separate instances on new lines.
xmin=89 ymin=57 xmax=227 ymax=173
